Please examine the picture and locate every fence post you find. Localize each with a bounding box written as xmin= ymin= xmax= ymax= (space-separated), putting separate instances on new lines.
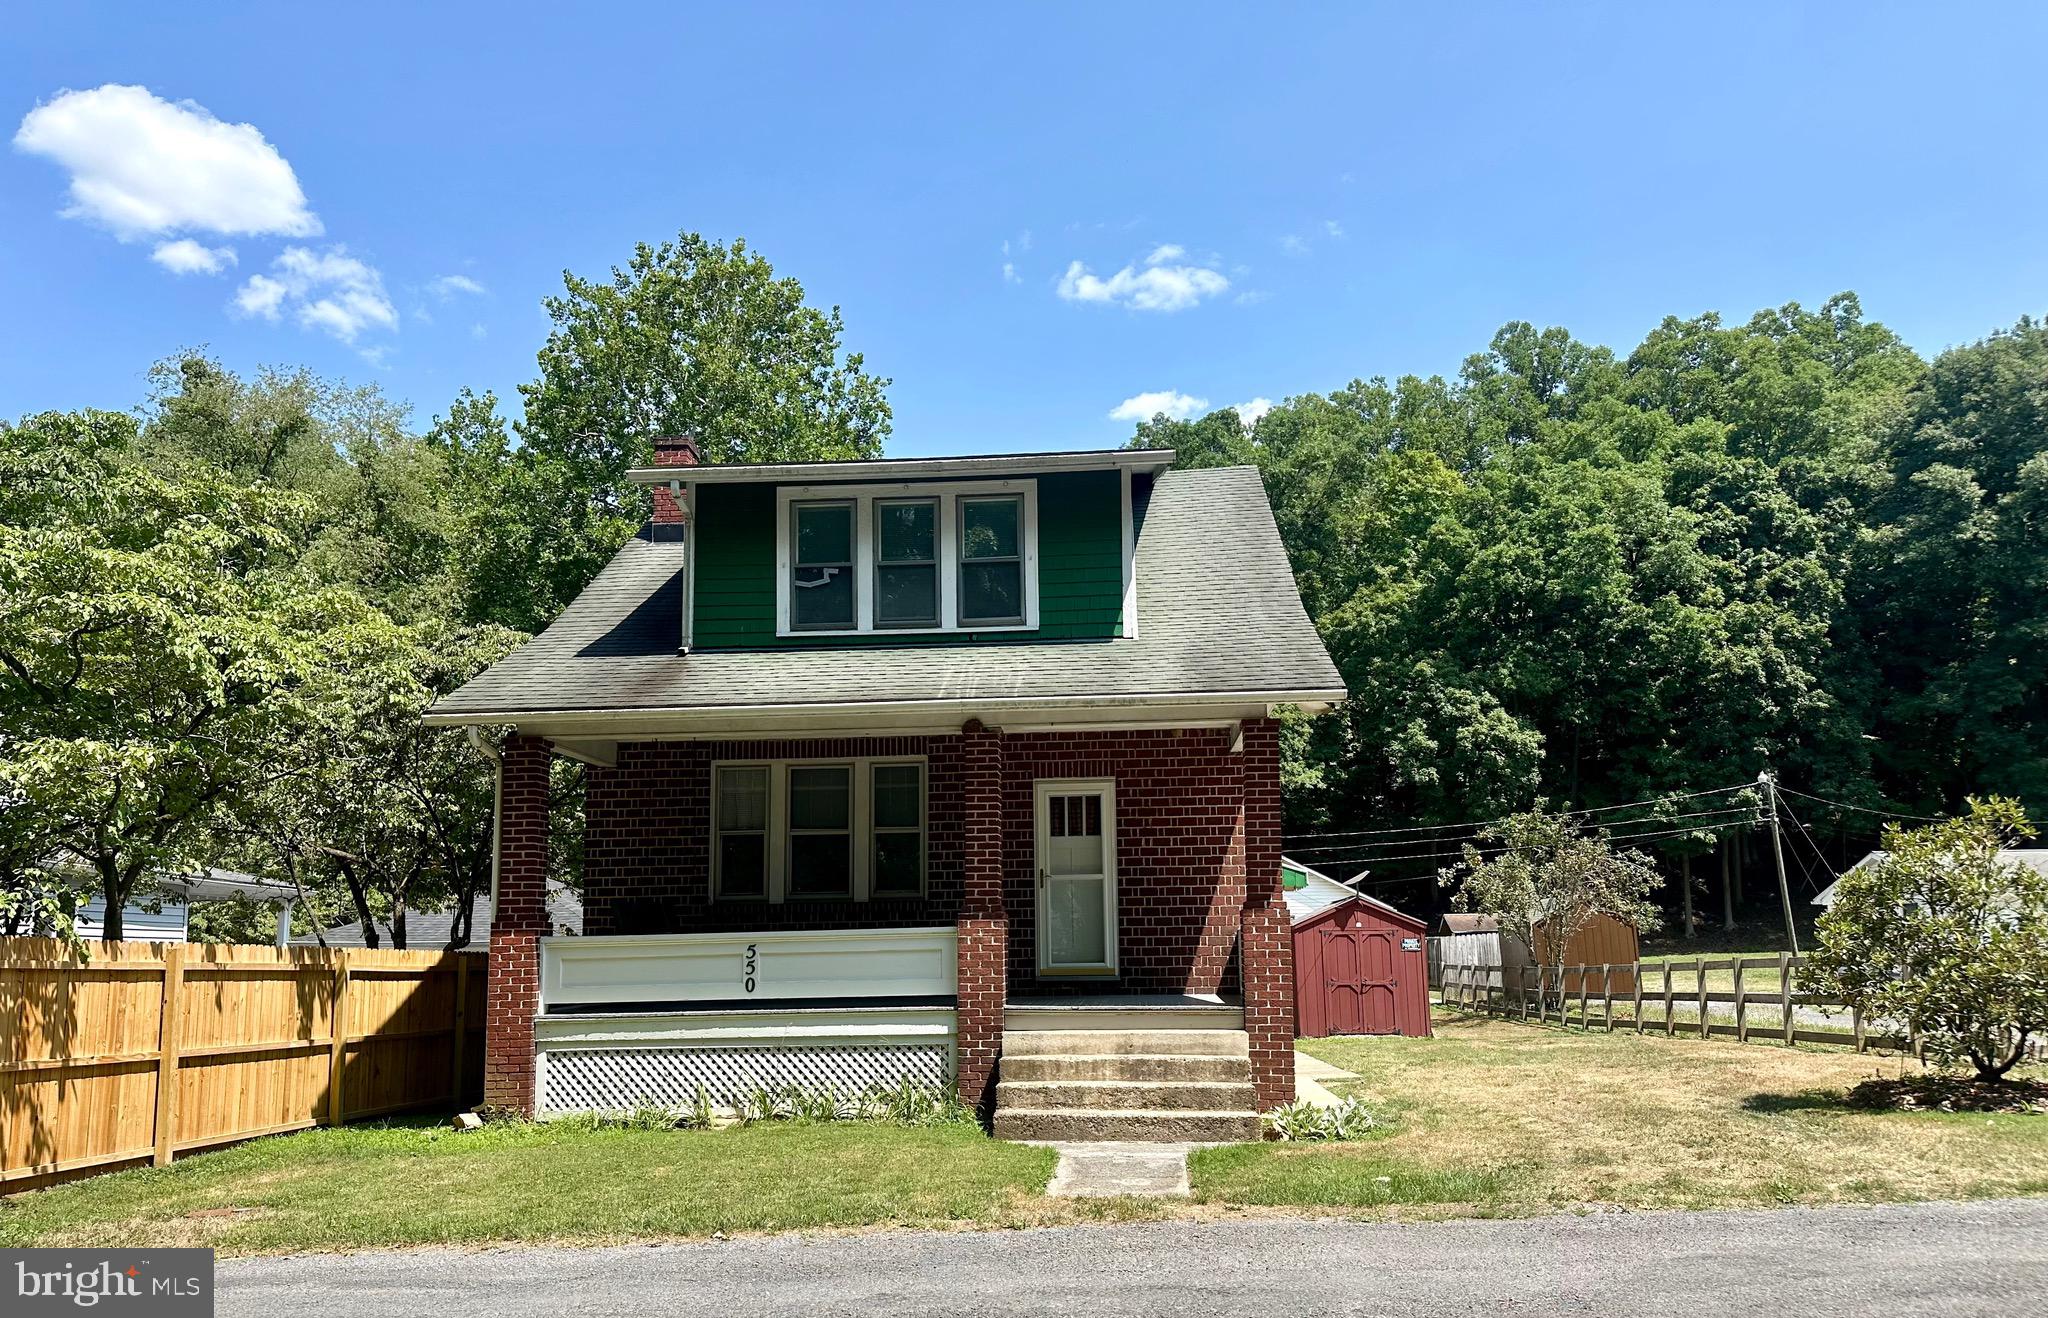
xmin=153 ymin=944 xmax=186 ymax=1167
xmin=1696 ymin=957 xmax=1709 ymax=1039
xmin=1601 ymin=963 xmax=1613 ymax=1032
xmin=1577 ymin=964 xmax=1589 ymax=1030
xmin=1663 ymin=961 xmax=1675 ymax=1037
xmin=327 ymin=952 xmax=351 ymax=1126
xmin=449 ymin=956 xmax=469 ymax=1105
xmin=1853 ymin=1003 xmax=1867 ymax=1054
xmin=1780 ymin=952 xmax=1795 ymax=1046
xmin=1734 ymin=957 xmax=1747 ymax=1043
xmin=1521 ymin=964 xmax=1533 ymax=1023
xmin=1631 ymin=961 xmax=1644 ymax=1034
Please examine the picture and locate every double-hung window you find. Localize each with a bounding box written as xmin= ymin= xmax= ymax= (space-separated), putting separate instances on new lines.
xmin=958 ymin=495 xmax=1025 ymax=626
xmin=874 ymin=499 xmax=939 ymax=628
xmin=776 ymin=481 xmax=1037 ymax=636
xmin=791 ymin=501 xmax=855 ymax=631
xmin=712 ymin=757 xmax=928 ymax=902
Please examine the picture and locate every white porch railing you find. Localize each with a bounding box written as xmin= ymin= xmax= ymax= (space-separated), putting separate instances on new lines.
xmin=539 ymin=926 xmax=958 ymax=1013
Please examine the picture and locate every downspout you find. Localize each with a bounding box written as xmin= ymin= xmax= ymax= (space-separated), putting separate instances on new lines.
xmin=468 ymin=726 xmax=504 ymax=920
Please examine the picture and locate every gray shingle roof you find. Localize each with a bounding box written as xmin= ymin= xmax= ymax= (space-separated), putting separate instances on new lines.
xmin=430 ymin=465 xmax=1343 ymax=718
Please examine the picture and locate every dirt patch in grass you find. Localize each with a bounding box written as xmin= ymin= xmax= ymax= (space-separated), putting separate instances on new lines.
xmin=1847 ymin=1075 xmax=2048 ymax=1114
xmin=1190 ymin=1012 xmax=2048 ymax=1214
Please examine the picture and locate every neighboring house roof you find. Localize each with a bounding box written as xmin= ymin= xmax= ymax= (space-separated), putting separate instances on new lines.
xmin=426 ymin=465 xmax=1344 ymax=722
xmin=292 ymin=884 xmax=582 ymax=951
xmin=1812 ymin=848 xmax=2048 ymax=908
xmin=1438 ymin=913 xmax=1500 ymax=935
xmin=1280 ymin=857 xmax=1421 ymax=928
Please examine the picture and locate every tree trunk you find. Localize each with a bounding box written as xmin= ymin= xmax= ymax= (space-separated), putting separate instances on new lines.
xmin=1680 ymin=854 xmax=1693 ymax=939
xmin=1721 ymin=841 xmax=1736 ymax=930
xmin=96 ymin=855 xmax=126 ymax=942
xmin=336 ymin=859 xmax=379 ymax=949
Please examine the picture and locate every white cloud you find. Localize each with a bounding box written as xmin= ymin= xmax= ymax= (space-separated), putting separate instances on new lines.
xmin=1001 ymin=261 xmax=1021 ymax=284
xmin=232 ymin=245 xmax=397 ymax=343
xmin=14 ymin=84 xmax=319 ymax=241
xmin=1057 ymin=255 xmax=1229 ymax=313
xmin=428 ymin=273 xmax=486 ymax=298
xmin=150 ymin=238 xmax=236 ymax=275
xmin=1109 ymin=390 xmax=1209 ymax=423
xmin=1234 ymin=289 xmax=1270 ymax=306
xmin=1323 ymin=219 xmax=1345 ymax=239
xmin=1235 ymin=397 xmax=1275 ymax=428
xmin=1279 ymin=233 xmax=1311 ymax=257
xmin=470 ymin=322 xmax=488 ymax=340
xmin=1144 ymin=243 xmax=1186 ymax=266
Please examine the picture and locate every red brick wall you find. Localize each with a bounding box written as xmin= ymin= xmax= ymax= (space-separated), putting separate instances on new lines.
xmin=484 ymin=734 xmax=551 ymax=1115
xmin=1237 ymin=718 xmax=1295 ymax=1108
xmin=998 ymin=727 xmax=1247 ymax=995
xmin=582 ymin=727 xmax=1252 ymax=998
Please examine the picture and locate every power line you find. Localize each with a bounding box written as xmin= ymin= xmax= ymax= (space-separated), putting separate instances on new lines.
xmin=1281 ymin=783 xmax=1753 ymax=844
xmin=1772 ymin=786 xmax=1944 ymax=824
xmin=1287 ymin=804 xmax=1760 ymax=862
xmin=1294 ymin=819 xmax=1759 ymax=871
xmin=1774 ymin=793 xmax=1841 ymax=896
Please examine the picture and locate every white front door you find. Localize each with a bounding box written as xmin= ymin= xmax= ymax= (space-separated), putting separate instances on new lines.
xmin=1034 ymin=779 xmax=1117 ymax=976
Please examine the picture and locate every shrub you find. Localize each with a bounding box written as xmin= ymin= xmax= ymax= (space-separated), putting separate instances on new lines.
xmin=1804 ymin=798 xmax=2048 ymax=1081
xmin=1265 ymin=1098 xmax=1380 ymax=1141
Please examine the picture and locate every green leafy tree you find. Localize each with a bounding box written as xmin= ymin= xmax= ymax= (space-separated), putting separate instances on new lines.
xmin=1804 ymin=799 xmax=2047 ymax=1080
xmin=490 ymin=232 xmax=892 ymax=629
xmin=0 ymin=409 xmax=377 ymax=939
xmin=1440 ymin=807 xmax=1664 ymax=1002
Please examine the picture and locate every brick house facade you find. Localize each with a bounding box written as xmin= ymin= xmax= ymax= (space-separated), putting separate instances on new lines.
xmin=429 ymin=445 xmax=1344 ymax=1132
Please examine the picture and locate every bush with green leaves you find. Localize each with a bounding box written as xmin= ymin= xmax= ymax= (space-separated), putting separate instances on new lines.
xmin=1264 ymin=1098 xmax=1380 ymax=1141
xmin=1804 ymin=798 xmax=2048 ymax=1081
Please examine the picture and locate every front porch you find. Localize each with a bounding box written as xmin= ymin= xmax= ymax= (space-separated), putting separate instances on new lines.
xmin=482 ymin=717 xmax=1296 ymax=1127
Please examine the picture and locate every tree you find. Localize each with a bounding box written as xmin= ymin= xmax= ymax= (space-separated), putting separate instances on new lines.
xmin=496 ymin=233 xmax=893 ymax=629
xmin=0 ymin=409 xmax=363 ymax=938
xmin=1804 ymin=799 xmax=2047 ymax=1081
xmin=1440 ymin=807 xmax=1664 ymax=1002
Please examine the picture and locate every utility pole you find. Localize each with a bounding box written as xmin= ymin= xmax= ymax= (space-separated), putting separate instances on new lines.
xmin=1759 ymin=770 xmax=1799 ymax=957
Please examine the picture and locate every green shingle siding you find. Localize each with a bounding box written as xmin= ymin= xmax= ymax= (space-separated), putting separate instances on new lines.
xmin=688 ymin=470 xmax=1125 ymax=649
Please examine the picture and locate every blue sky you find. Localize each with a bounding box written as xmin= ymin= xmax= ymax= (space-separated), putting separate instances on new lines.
xmin=5 ymin=2 xmax=2046 ymax=456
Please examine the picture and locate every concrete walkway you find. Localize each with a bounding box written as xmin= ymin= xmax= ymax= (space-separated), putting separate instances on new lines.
xmin=1042 ymin=1141 xmax=1194 ymax=1197
xmin=1293 ymin=1050 xmax=1354 ymax=1107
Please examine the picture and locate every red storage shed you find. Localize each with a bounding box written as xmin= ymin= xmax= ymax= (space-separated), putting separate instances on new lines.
xmin=1283 ymin=858 xmax=1432 ymax=1038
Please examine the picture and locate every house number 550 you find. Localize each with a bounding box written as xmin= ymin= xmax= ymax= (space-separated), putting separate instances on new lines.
xmin=743 ymin=943 xmax=758 ymax=994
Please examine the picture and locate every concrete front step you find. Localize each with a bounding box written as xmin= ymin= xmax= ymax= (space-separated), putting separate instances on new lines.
xmin=995 ymin=1079 xmax=1256 ymax=1112
xmin=999 ymin=1053 xmax=1252 ymax=1083
xmin=994 ymin=1108 xmax=1262 ymax=1142
xmin=1001 ymin=1029 xmax=1249 ymax=1058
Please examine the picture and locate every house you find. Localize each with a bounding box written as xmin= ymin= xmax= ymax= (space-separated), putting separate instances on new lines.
xmin=45 ymin=864 xmax=299 ymax=946
xmin=290 ymin=882 xmax=582 ymax=951
xmin=1283 ymin=858 xmax=1431 ymax=1038
xmin=424 ymin=440 xmax=1345 ymax=1138
xmin=1813 ymin=849 xmax=2048 ymax=908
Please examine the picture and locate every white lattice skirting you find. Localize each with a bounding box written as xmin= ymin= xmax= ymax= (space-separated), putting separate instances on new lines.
xmin=539 ymin=1044 xmax=952 ymax=1116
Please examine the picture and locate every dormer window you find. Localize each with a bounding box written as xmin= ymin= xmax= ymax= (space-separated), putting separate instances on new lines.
xmin=775 ymin=480 xmax=1038 ymax=636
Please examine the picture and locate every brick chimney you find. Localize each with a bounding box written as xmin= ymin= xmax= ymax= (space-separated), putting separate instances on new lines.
xmin=650 ymin=435 xmax=701 ymax=525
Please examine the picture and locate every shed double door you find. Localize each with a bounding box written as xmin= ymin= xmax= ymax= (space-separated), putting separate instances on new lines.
xmin=1320 ymin=926 xmax=1400 ymax=1035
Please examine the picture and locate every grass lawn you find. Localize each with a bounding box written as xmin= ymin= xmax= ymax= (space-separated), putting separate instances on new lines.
xmin=0 ymin=1119 xmax=1062 ymax=1254
xmin=1192 ymin=1011 xmax=2048 ymax=1216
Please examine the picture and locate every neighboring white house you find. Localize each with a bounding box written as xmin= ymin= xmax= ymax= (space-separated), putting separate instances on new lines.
xmin=69 ymin=868 xmax=300 ymax=946
xmin=1812 ymin=848 xmax=2048 ymax=908
xmin=291 ymin=883 xmax=582 ymax=951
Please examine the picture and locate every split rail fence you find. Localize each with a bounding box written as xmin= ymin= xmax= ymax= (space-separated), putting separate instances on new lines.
xmin=1 ymin=939 xmax=484 ymax=1189
xmin=1435 ymin=955 xmax=1913 ymax=1052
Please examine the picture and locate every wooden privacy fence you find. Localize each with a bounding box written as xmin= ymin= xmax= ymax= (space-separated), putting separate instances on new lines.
xmin=1436 ymin=955 xmax=1919 ymax=1053
xmin=1 ymin=939 xmax=484 ymax=1189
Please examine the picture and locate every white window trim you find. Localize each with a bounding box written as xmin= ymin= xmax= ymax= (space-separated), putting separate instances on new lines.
xmin=774 ymin=480 xmax=1039 ymax=638
xmin=712 ymin=755 xmax=929 ymax=903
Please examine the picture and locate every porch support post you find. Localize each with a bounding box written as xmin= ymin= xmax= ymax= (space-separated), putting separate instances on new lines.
xmin=484 ymin=733 xmax=551 ymax=1116
xmin=1238 ymin=716 xmax=1295 ymax=1109
xmin=955 ymin=718 xmax=1008 ymax=1115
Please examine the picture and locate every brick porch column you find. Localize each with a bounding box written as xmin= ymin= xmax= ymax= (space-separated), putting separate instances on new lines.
xmin=1238 ymin=717 xmax=1295 ymax=1109
xmin=955 ymin=718 xmax=1008 ymax=1114
xmin=483 ymin=733 xmax=551 ymax=1115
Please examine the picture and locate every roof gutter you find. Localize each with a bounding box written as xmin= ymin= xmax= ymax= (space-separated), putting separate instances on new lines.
xmin=423 ymin=687 xmax=1347 ymax=729
xmin=623 ymin=448 xmax=1175 ymax=487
